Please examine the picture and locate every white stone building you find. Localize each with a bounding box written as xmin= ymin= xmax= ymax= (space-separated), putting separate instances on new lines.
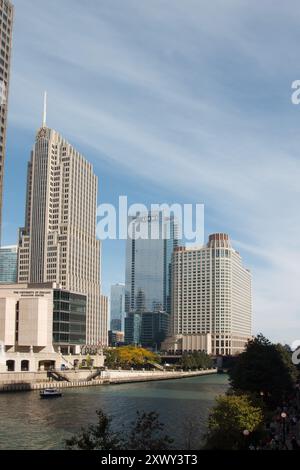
xmin=0 ymin=283 xmax=104 ymax=372
xmin=170 ymin=234 xmax=252 ymax=355
xmin=17 ymin=118 xmax=107 ymax=346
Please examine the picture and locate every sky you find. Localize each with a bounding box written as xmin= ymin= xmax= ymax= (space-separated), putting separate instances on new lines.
xmin=2 ymin=0 xmax=300 ymax=344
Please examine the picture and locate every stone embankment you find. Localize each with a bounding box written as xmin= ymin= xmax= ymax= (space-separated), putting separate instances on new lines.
xmin=0 ymin=368 xmax=217 ymax=392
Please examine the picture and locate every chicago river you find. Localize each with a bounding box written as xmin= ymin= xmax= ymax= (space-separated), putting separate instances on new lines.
xmin=0 ymin=374 xmax=228 ymax=449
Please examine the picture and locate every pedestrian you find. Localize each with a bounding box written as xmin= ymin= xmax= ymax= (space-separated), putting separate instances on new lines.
xmin=291 ymin=436 xmax=300 ymax=450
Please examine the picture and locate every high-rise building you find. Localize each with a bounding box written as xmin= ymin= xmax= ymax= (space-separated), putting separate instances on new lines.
xmin=110 ymin=283 xmax=125 ymax=331
xmin=125 ymin=211 xmax=179 ymax=315
xmin=171 ymin=234 xmax=252 ymax=355
xmin=100 ymin=294 xmax=108 ymax=346
xmin=0 ymin=0 xmax=13 ymax=241
xmin=124 ymin=313 xmax=142 ymax=346
xmin=17 ymin=110 xmax=105 ymax=345
xmin=140 ymin=311 xmax=169 ymax=349
xmin=0 ymin=245 xmax=17 ymax=283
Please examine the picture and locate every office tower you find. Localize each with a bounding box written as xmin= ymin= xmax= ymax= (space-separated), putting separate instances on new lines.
xmin=100 ymin=294 xmax=108 ymax=346
xmin=0 ymin=245 xmax=17 ymax=283
xmin=125 ymin=310 xmax=168 ymax=349
xmin=0 ymin=0 xmax=13 ymax=241
xmin=140 ymin=311 xmax=169 ymax=349
xmin=110 ymin=283 xmax=125 ymax=331
xmin=108 ymin=330 xmax=125 ymax=347
xmin=17 ymin=109 xmax=105 ymax=345
xmin=171 ymin=234 xmax=252 ymax=355
xmin=125 ymin=211 xmax=179 ymax=315
xmin=124 ymin=313 xmax=142 ymax=345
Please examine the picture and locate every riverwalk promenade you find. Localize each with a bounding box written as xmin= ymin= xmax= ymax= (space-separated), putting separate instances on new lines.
xmin=0 ymin=368 xmax=217 ymax=393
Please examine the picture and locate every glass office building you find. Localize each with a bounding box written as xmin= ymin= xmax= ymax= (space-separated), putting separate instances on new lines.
xmin=53 ymin=290 xmax=86 ymax=346
xmin=0 ymin=245 xmax=17 ymax=283
xmin=110 ymin=283 xmax=125 ymax=331
xmin=125 ymin=211 xmax=180 ymax=315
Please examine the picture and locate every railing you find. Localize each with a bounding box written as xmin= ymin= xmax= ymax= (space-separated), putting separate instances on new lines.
xmin=47 ymin=370 xmax=70 ymax=382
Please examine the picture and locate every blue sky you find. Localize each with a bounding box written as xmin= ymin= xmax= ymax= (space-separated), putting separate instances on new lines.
xmin=2 ymin=0 xmax=300 ymax=343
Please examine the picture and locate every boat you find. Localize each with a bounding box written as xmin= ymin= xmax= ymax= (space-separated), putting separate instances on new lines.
xmin=40 ymin=388 xmax=62 ymax=399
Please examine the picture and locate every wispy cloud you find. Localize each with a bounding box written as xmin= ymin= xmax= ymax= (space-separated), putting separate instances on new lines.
xmin=6 ymin=0 xmax=300 ymax=343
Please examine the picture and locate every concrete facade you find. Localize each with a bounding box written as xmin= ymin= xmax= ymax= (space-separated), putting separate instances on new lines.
xmin=161 ymin=333 xmax=212 ymax=354
xmin=17 ymin=124 xmax=106 ymax=345
xmin=171 ymin=234 xmax=252 ymax=355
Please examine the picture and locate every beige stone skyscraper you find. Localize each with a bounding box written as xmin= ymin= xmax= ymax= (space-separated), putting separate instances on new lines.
xmin=0 ymin=0 xmax=13 ymax=241
xmin=171 ymin=234 xmax=252 ymax=355
xmin=18 ymin=112 xmax=106 ymax=346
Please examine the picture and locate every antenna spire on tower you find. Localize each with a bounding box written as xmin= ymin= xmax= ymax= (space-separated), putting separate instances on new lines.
xmin=42 ymin=91 xmax=47 ymax=127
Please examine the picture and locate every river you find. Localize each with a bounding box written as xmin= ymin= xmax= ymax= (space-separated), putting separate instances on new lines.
xmin=0 ymin=374 xmax=228 ymax=450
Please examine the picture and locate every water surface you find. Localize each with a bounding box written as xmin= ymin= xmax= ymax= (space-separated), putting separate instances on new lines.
xmin=0 ymin=374 xmax=228 ymax=449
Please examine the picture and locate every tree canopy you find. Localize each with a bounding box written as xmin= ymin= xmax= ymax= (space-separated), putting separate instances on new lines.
xmin=181 ymin=351 xmax=213 ymax=370
xmin=66 ymin=409 xmax=173 ymax=450
xmin=229 ymin=334 xmax=298 ymax=407
xmin=104 ymin=346 xmax=160 ymax=369
xmin=204 ymin=394 xmax=264 ymax=450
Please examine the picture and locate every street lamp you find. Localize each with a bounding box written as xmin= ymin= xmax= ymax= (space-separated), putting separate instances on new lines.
xmin=242 ymin=429 xmax=250 ymax=450
xmin=281 ymin=412 xmax=287 ymax=445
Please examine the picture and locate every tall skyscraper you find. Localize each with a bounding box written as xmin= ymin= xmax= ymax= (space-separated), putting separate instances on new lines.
xmin=17 ymin=107 xmax=105 ymax=345
xmin=110 ymin=283 xmax=125 ymax=331
xmin=0 ymin=245 xmax=17 ymax=283
xmin=171 ymin=234 xmax=252 ymax=355
xmin=0 ymin=0 xmax=13 ymax=241
xmin=125 ymin=211 xmax=179 ymax=315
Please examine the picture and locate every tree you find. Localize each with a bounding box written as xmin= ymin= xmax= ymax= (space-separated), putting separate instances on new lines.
xmin=229 ymin=334 xmax=298 ymax=407
xmin=65 ymin=409 xmax=173 ymax=451
xmin=127 ymin=411 xmax=173 ymax=450
xmin=204 ymin=395 xmax=264 ymax=450
xmin=181 ymin=351 xmax=213 ymax=370
xmin=65 ymin=409 xmax=124 ymax=450
xmin=104 ymin=346 xmax=160 ymax=369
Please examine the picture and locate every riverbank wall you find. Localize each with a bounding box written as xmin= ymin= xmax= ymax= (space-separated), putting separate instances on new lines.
xmin=0 ymin=368 xmax=217 ymax=392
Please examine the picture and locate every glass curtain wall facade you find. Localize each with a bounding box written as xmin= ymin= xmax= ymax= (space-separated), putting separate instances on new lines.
xmin=53 ymin=290 xmax=86 ymax=346
xmin=125 ymin=211 xmax=179 ymax=315
xmin=110 ymin=283 xmax=125 ymax=331
xmin=0 ymin=245 xmax=17 ymax=283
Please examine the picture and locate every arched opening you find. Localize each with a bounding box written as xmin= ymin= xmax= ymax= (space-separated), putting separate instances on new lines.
xmin=38 ymin=360 xmax=55 ymax=371
xmin=21 ymin=360 xmax=30 ymax=372
xmin=6 ymin=360 xmax=15 ymax=372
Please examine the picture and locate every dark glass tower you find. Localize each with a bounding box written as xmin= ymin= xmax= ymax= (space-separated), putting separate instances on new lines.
xmin=125 ymin=211 xmax=180 ymax=315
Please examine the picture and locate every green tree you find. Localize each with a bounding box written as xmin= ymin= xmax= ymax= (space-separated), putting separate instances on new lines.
xmin=204 ymin=394 xmax=264 ymax=450
xmin=103 ymin=348 xmax=119 ymax=369
xmin=65 ymin=409 xmax=124 ymax=450
xmin=229 ymin=334 xmax=298 ymax=407
xmin=65 ymin=409 xmax=173 ymax=451
xmin=181 ymin=351 xmax=213 ymax=370
xmin=127 ymin=411 xmax=173 ymax=450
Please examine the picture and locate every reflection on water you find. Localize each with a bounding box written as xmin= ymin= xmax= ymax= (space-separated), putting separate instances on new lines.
xmin=0 ymin=374 xmax=228 ymax=450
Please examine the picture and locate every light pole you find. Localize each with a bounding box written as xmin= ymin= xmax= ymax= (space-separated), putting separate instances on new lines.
xmin=260 ymin=391 xmax=264 ymax=404
xmin=243 ymin=429 xmax=250 ymax=450
xmin=281 ymin=412 xmax=287 ymax=446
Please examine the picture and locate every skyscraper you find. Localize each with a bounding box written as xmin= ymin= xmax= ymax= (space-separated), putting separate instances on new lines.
xmin=0 ymin=245 xmax=17 ymax=283
xmin=125 ymin=211 xmax=179 ymax=315
xmin=17 ymin=107 xmax=105 ymax=345
xmin=110 ymin=283 xmax=125 ymax=331
xmin=0 ymin=0 xmax=13 ymax=241
xmin=171 ymin=234 xmax=252 ymax=355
